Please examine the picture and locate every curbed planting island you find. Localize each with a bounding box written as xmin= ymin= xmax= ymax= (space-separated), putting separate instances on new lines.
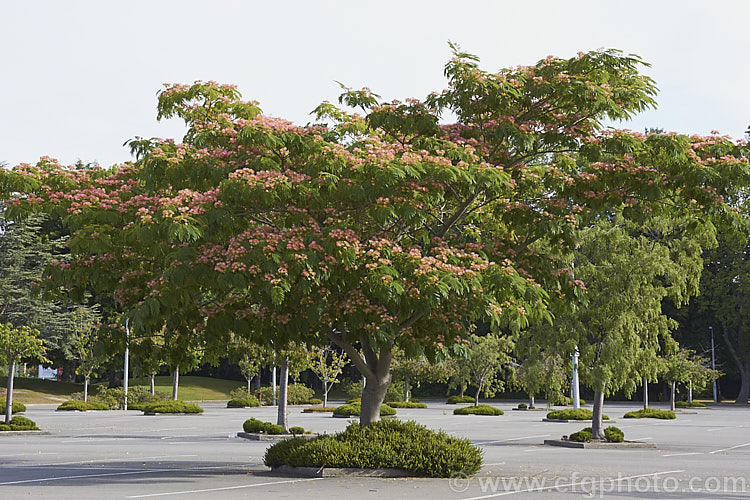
xmin=264 ymin=420 xmax=482 ymax=478
xmin=332 ymin=402 xmax=396 ymax=418
xmin=453 ymin=404 xmax=504 ymax=416
xmin=138 ymin=401 xmax=204 ymax=414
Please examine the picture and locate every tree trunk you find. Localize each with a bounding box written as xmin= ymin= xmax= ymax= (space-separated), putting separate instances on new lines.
xmin=688 ymin=380 xmax=693 ymax=403
xmin=5 ymin=358 xmax=15 ymax=425
xmin=246 ymin=375 xmax=252 ymax=393
xmin=255 ymin=373 xmax=261 ymax=392
xmin=529 ymin=395 xmax=535 ymax=407
xmin=277 ymin=357 xmax=289 ymax=432
xmin=459 ymin=385 xmax=465 ymax=397
xmin=670 ymin=381 xmax=676 ymax=412
xmin=323 ymin=387 xmax=328 ymax=408
xmin=721 ymin=323 xmax=750 ymax=404
xmin=643 ymin=378 xmax=649 ymax=410
xmin=591 ymin=390 xmax=606 ymax=440
xmin=403 ymin=373 xmax=410 ymax=402
xmin=84 ymin=376 xmax=89 ymax=403
xmin=150 ymin=373 xmax=155 ymax=396
xmin=171 ymin=366 xmax=179 ymax=400
xmin=360 ymin=373 xmax=390 ymax=425
xmin=737 ymin=370 xmax=750 ymax=404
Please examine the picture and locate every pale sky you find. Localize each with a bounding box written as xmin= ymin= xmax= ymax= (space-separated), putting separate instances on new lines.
xmin=2 ymin=1 xmax=748 ymax=168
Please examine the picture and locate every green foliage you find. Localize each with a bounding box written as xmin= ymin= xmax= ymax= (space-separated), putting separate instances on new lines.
xmin=446 ymin=395 xmax=475 ymax=404
xmin=568 ymin=427 xmax=593 ymax=442
xmin=623 ymin=408 xmax=676 ymax=419
xmin=0 ymin=424 xmax=9 ymax=431
xmin=385 ymin=401 xmax=427 ymax=408
xmin=227 ymin=388 xmax=261 ymax=407
xmin=57 ymin=399 xmax=109 ymax=411
xmin=333 ymin=402 xmax=396 ymax=417
xmin=448 ymin=333 xmax=514 ymax=404
xmin=346 ymin=397 xmax=361 ymax=404
xmin=554 ymin=397 xmax=586 ymax=406
xmin=546 ymin=409 xmax=609 ymax=420
xmin=79 ymin=385 xmax=167 ymax=409
xmin=604 ymin=426 xmax=625 ymax=442
xmin=258 ymin=384 xmax=315 ymax=405
xmin=340 ymin=380 xmax=363 ymax=400
xmin=242 ymin=418 xmax=285 ymax=434
xmin=676 ymin=401 xmax=707 ymax=408
xmin=517 ymin=403 xmax=528 ymax=409
xmin=8 ymin=415 xmax=38 ymax=430
xmin=307 ymin=398 xmax=323 ymax=405
xmin=263 ymin=419 xmax=482 ymax=477
xmin=453 ymin=404 xmax=504 ymax=416
xmin=289 ymin=426 xmax=305 ymax=435
xmin=141 ymin=400 xmax=203 ymax=414
xmin=0 ymin=399 xmax=25 ymax=414
xmin=302 ymin=406 xmax=337 ymax=413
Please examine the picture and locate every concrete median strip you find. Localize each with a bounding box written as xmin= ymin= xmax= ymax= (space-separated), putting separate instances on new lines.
xmin=544 ymin=439 xmax=657 ymax=449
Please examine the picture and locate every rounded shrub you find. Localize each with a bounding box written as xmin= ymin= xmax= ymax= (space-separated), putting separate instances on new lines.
xmin=676 ymin=401 xmax=707 ymax=408
xmin=307 ymin=398 xmax=323 ymax=405
xmin=623 ymin=408 xmax=675 ymax=419
xmin=604 ymin=426 xmax=624 ymax=442
xmin=242 ymin=418 xmax=290 ymax=435
xmin=453 ymin=405 xmax=504 ymax=416
xmin=289 ymin=426 xmax=305 ymax=435
xmin=57 ymin=400 xmax=110 ymax=411
xmin=447 ymin=395 xmax=475 ymax=404
xmin=259 ymin=384 xmax=315 ymax=405
xmin=302 ymin=407 xmax=337 ymax=413
xmin=227 ymin=395 xmax=261 ymax=408
xmin=385 ymin=401 xmax=428 ymax=409
xmin=264 ymin=419 xmax=482 ymax=477
xmin=568 ymin=427 xmax=593 ymax=442
xmin=141 ymin=401 xmax=203 ymax=414
xmin=0 ymin=424 xmax=10 ymax=431
xmin=546 ymin=409 xmax=609 ymax=420
xmin=333 ymin=402 xmax=396 ymax=417
xmin=517 ymin=403 xmax=528 ymax=409
xmin=0 ymin=399 xmax=26 ymax=414
xmin=9 ymin=415 xmax=38 ymax=431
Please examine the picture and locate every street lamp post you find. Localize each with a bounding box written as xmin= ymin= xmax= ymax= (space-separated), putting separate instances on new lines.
xmin=124 ymin=318 xmax=130 ymax=411
xmin=571 ymin=347 xmax=580 ymax=409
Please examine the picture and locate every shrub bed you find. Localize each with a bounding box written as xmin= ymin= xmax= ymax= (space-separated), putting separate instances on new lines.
xmin=676 ymin=401 xmax=707 ymax=408
xmin=546 ymin=409 xmax=609 ymax=420
xmin=453 ymin=404 xmax=504 ymax=416
xmin=302 ymin=407 xmax=337 ymax=413
xmin=0 ymin=415 xmax=39 ymax=431
xmin=553 ymin=397 xmax=586 ymax=406
xmin=227 ymin=396 xmax=261 ymax=408
xmin=0 ymin=399 xmax=26 ymax=414
xmin=333 ymin=402 xmax=396 ymax=417
xmin=264 ymin=419 xmax=482 ymax=477
xmin=140 ymin=401 xmax=203 ymax=414
xmin=243 ymin=418 xmax=284 ymax=435
xmin=566 ymin=425 xmax=624 ymax=443
xmin=623 ymin=408 xmax=675 ymax=419
xmin=307 ymin=398 xmax=323 ymax=405
xmin=385 ymin=401 xmax=428 ymax=408
xmin=258 ymin=384 xmax=315 ymax=405
xmin=57 ymin=400 xmax=110 ymax=411
xmin=446 ymin=395 xmax=475 ymax=404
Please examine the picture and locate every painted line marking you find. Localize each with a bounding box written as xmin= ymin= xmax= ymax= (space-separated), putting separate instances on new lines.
xmin=22 ymin=454 xmax=200 ymax=467
xmin=125 ymin=478 xmax=324 ymax=498
xmin=709 ymin=442 xmax=750 ymax=454
xmin=662 ymin=452 xmax=702 ymax=457
xmin=459 ymin=469 xmax=685 ymax=499
xmin=476 ymin=434 xmax=550 ymax=445
xmin=0 ymin=469 xmax=164 ymax=485
xmin=482 ymin=462 xmax=506 ymax=466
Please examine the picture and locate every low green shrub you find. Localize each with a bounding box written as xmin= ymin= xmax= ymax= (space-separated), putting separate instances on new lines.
xmin=517 ymin=403 xmax=528 ymax=409
xmin=386 ymin=401 xmax=428 ymax=408
xmin=141 ymin=401 xmax=203 ymax=414
xmin=623 ymin=408 xmax=675 ymax=419
xmin=289 ymin=426 xmax=305 ymax=435
xmin=307 ymin=398 xmax=323 ymax=405
xmin=454 ymin=405 xmax=504 ymax=416
xmin=546 ymin=409 xmax=609 ymax=420
xmin=529 ymin=405 xmax=536 ymax=409
xmin=302 ymin=407 xmax=337 ymax=413
xmin=264 ymin=419 xmax=482 ymax=477
xmin=227 ymin=395 xmax=261 ymax=408
xmin=0 ymin=424 xmax=9 ymax=431
xmin=604 ymin=426 xmax=624 ymax=442
xmin=73 ymin=385 xmax=168 ymax=409
xmin=242 ymin=418 xmax=284 ymax=435
xmin=0 ymin=399 xmax=26 ymax=414
xmin=553 ymin=396 xmax=586 ymax=406
xmin=568 ymin=427 xmax=592 ymax=442
xmin=8 ymin=415 xmax=38 ymax=431
xmin=333 ymin=402 xmax=396 ymax=417
xmin=447 ymin=395 xmax=475 ymax=404
xmin=346 ymin=397 xmax=361 ymax=404
xmin=676 ymin=401 xmax=707 ymax=408
xmin=258 ymin=384 xmax=315 ymax=405
xmin=57 ymin=400 xmax=110 ymax=411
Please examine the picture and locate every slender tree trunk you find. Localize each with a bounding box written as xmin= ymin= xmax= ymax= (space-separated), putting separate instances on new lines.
xmin=737 ymin=370 xmax=750 ymax=404
xmin=150 ymin=373 xmax=155 ymax=396
xmin=277 ymin=357 xmax=289 ymax=432
xmin=403 ymin=373 xmax=410 ymax=402
xmin=5 ymin=358 xmax=15 ymax=425
xmin=254 ymin=373 xmax=261 ymax=392
xmin=171 ymin=366 xmax=179 ymax=400
xmin=721 ymin=323 xmax=750 ymax=404
xmin=84 ymin=376 xmax=89 ymax=402
xmin=529 ymin=395 xmax=535 ymax=407
xmin=591 ymin=390 xmax=606 ymax=440
xmin=246 ymin=376 xmax=252 ymax=393
xmin=643 ymin=378 xmax=649 ymax=410
xmin=459 ymin=385 xmax=465 ymax=397
xmin=688 ymin=380 xmax=693 ymax=403
xmin=323 ymin=386 xmax=329 ymax=408
xmin=670 ymin=381 xmax=676 ymax=412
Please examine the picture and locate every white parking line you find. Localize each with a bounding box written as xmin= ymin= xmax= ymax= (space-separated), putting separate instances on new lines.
xmin=476 ymin=434 xmax=550 ymax=445
xmin=709 ymin=442 xmax=750 ymax=454
xmin=0 ymin=468 xmax=164 ymax=485
xmin=460 ymin=469 xmax=685 ymax=499
xmin=662 ymin=452 xmax=702 ymax=457
xmin=125 ymin=478 xmax=324 ymax=498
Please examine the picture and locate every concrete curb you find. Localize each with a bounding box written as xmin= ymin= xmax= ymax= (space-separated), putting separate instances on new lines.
xmin=544 ymin=439 xmax=656 ymax=449
xmin=270 ymin=465 xmax=412 ymax=478
xmin=542 ymin=418 xmax=617 ymax=423
xmin=0 ymin=430 xmax=51 ymax=436
xmin=511 ymin=408 xmax=547 ymax=411
xmin=236 ymin=432 xmax=317 ymax=441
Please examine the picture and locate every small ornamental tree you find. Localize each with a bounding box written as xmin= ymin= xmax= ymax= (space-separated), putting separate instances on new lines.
xmin=1 ymin=48 xmax=749 ymax=426
xmin=0 ymin=323 xmax=47 ymax=424
xmin=68 ymin=307 xmax=105 ymax=402
xmin=309 ymin=345 xmax=349 ymax=407
xmin=662 ymin=348 xmax=719 ymax=411
xmin=450 ymin=332 xmax=514 ymax=406
xmin=515 ymin=353 xmax=568 ymax=407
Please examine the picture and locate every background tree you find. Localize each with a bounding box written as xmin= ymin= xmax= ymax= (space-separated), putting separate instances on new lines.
xmin=68 ymin=306 xmax=105 ymax=401
xmin=0 ymin=323 xmax=47 ymax=423
xmin=309 ymin=345 xmax=348 ymax=407
xmin=662 ymin=348 xmax=720 ymax=410
xmin=450 ymin=332 xmax=514 ymax=406
xmin=515 ymin=353 xmax=568 ymax=407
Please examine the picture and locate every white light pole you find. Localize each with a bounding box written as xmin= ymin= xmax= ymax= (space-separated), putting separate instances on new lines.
xmin=124 ymin=318 xmax=130 ymax=411
xmin=710 ymin=326 xmax=717 ymax=403
xmin=571 ymin=347 xmax=580 ymax=409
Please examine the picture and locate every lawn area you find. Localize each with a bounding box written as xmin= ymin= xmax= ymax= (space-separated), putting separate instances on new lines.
xmin=1 ymin=375 xmax=244 ymax=404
